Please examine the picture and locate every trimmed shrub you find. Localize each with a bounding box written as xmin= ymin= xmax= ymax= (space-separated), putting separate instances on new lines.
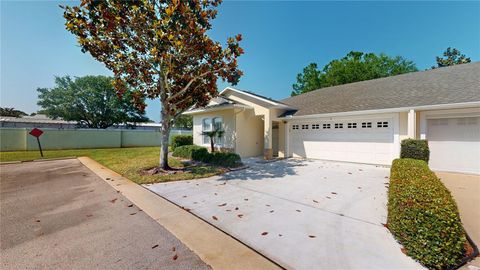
xmin=207 ymin=152 xmax=242 ymax=168
xmin=191 ymin=147 xmax=210 ymax=162
xmin=170 ymin=135 xmax=193 ymax=150
xmin=400 ymin=139 xmax=430 ymax=162
xmin=387 ymin=158 xmax=467 ymax=269
xmin=172 ymin=145 xmax=206 ymax=159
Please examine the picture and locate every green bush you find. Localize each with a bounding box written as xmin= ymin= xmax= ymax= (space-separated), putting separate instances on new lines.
xmin=170 ymin=135 xmax=193 ymax=150
xmin=207 ymin=152 xmax=242 ymax=168
xmin=172 ymin=145 xmax=206 ymax=159
xmin=400 ymin=139 xmax=430 ymax=162
xmin=387 ymin=158 xmax=467 ymax=269
xmin=191 ymin=147 xmax=210 ymax=162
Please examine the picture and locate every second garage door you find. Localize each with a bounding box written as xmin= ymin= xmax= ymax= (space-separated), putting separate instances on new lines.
xmin=289 ymin=118 xmax=395 ymax=165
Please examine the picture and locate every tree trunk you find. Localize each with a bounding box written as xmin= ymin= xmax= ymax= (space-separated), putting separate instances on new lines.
xmin=159 ymin=113 xmax=171 ymax=170
xmin=210 ymin=136 xmax=215 ymax=153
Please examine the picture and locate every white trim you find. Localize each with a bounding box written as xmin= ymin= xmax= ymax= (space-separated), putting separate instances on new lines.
xmin=280 ymin=101 xmax=480 ymax=120
xmin=183 ymin=104 xmax=251 ymax=115
xmin=220 ymin=87 xmax=293 ymax=109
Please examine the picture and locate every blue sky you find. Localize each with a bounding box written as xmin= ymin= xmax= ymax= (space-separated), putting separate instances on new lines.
xmin=1 ymin=1 xmax=479 ymax=122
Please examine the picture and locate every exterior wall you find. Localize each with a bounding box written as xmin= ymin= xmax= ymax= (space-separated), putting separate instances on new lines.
xmin=192 ymin=109 xmax=236 ymax=151
xmin=235 ymin=109 xmax=264 ymax=157
xmin=278 ymin=121 xmax=286 ymax=158
xmin=398 ymin=111 xmax=409 ymax=141
xmin=0 ymin=128 xmax=190 ymax=151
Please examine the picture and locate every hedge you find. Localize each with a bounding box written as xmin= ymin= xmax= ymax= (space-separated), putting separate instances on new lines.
xmin=172 ymin=145 xmax=242 ymax=168
xmin=400 ymin=139 xmax=430 ymax=163
xmin=170 ymin=135 xmax=193 ymax=150
xmin=172 ymin=145 xmax=205 ymax=159
xmin=387 ymin=158 xmax=467 ymax=269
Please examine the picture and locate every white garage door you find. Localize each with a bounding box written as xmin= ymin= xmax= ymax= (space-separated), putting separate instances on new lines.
xmin=289 ymin=119 xmax=394 ymax=165
xmin=427 ymin=117 xmax=480 ymax=174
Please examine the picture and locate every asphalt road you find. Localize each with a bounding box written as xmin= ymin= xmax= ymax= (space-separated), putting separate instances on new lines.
xmin=0 ymin=159 xmax=210 ymax=270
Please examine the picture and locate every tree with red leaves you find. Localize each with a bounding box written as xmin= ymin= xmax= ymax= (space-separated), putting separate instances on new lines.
xmin=62 ymin=0 xmax=244 ymax=169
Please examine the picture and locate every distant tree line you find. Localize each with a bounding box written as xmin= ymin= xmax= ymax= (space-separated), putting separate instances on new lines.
xmin=292 ymin=47 xmax=472 ymax=96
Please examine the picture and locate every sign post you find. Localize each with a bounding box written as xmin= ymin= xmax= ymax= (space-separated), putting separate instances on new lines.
xmin=29 ymin=128 xmax=44 ymax=157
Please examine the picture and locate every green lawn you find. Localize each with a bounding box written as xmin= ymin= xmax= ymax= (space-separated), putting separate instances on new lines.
xmin=0 ymin=147 xmax=223 ymax=184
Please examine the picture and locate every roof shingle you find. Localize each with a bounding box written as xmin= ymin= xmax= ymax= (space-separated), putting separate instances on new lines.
xmin=281 ymin=62 xmax=480 ymax=116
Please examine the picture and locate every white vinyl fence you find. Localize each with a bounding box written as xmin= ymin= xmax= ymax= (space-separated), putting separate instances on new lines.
xmin=0 ymin=128 xmax=192 ymax=151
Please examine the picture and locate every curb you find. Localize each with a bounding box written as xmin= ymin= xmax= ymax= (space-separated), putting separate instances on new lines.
xmin=0 ymin=156 xmax=77 ymax=165
xmin=77 ymin=157 xmax=281 ymax=270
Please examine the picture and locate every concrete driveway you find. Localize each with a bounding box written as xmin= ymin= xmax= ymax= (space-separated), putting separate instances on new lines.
xmin=0 ymin=159 xmax=209 ymax=270
xmin=147 ymin=158 xmax=423 ymax=270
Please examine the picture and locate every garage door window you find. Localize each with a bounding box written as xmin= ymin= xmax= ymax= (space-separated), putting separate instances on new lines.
xmin=292 ymin=124 xmax=299 ymax=130
xmin=362 ymin=122 xmax=372 ymax=128
xmin=312 ymin=124 xmax=320 ymax=129
xmin=377 ymin=121 xmax=388 ymax=128
xmin=302 ymin=124 xmax=309 ymax=130
xmin=347 ymin=123 xmax=357 ymax=128
xmin=334 ymin=123 xmax=343 ymax=129
xmin=323 ymin=124 xmax=331 ymax=129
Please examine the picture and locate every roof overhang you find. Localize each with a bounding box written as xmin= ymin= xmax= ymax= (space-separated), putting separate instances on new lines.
xmin=220 ymin=87 xmax=295 ymax=110
xmin=278 ymin=101 xmax=480 ymax=120
xmin=183 ymin=103 xmax=252 ymax=115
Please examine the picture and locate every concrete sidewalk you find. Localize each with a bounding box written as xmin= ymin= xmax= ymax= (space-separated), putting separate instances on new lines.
xmin=0 ymin=159 xmax=209 ymax=270
xmin=437 ymin=172 xmax=480 ymax=269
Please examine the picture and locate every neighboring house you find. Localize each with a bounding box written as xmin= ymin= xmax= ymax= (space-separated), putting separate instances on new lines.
xmin=185 ymin=62 xmax=480 ymax=174
xmin=0 ymin=114 xmax=165 ymax=131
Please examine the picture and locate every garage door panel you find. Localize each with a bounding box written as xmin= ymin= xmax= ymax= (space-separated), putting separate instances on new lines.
xmin=290 ymin=119 xmax=394 ymax=165
xmin=427 ymin=117 xmax=480 ymax=174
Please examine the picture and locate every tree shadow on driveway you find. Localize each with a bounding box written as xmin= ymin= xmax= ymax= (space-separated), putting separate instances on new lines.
xmin=218 ymin=158 xmax=313 ymax=181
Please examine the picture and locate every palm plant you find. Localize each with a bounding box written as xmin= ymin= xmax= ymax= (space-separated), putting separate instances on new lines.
xmin=201 ymin=128 xmax=225 ymax=153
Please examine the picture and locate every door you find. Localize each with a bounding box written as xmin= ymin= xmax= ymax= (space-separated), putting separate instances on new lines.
xmin=427 ymin=116 xmax=480 ymax=174
xmin=289 ymin=118 xmax=395 ymax=165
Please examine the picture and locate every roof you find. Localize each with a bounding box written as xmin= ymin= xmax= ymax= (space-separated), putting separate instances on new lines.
xmin=220 ymin=87 xmax=292 ymax=108
xmin=184 ymin=96 xmax=252 ymax=115
xmin=281 ymin=62 xmax=480 ymax=116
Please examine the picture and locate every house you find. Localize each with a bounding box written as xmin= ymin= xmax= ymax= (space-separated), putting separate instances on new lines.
xmin=185 ymin=62 xmax=480 ymax=174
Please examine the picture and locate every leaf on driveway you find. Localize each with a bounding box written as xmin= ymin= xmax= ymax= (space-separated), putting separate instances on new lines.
xmin=130 ymin=212 xmax=137 ymax=215
xmin=313 ymin=200 xmax=319 ymax=203
xmin=244 ymin=198 xmax=248 ymax=201
xmin=308 ymin=235 xmax=316 ymax=238
xmin=172 ymin=254 xmax=178 ymax=260
xmin=265 ymin=204 xmax=271 ymax=207
xmin=331 ymin=192 xmax=337 ymax=195
xmin=106 ymin=177 xmax=111 ymax=180
xmin=35 ymin=219 xmax=41 ymax=222
xmin=348 ymin=172 xmax=352 ymax=174
xmin=296 ymin=209 xmax=302 ymax=212
xmin=214 ymin=193 xmax=218 ymax=196
xmin=270 ymin=210 xmax=274 ymax=213
xmin=357 ymin=187 xmax=362 ymax=189
xmin=326 ymin=196 xmax=331 ymax=199
xmin=127 ymin=204 xmax=133 ymax=207
xmin=182 ymin=195 xmax=187 ymax=198
xmin=172 ymin=247 xmax=176 ymax=252
xmin=400 ymin=248 xmax=407 ymax=254
xmin=152 ymin=244 xmax=159 ymax=249
xmin=278 ymin=234 xmax=283 ymax=237
xmin=212 ymin=216 xmax=218 ymax=220
xmin=237 ymin=214 xmax=243 ymax=218
xmin=218 ymin=203 xmax=227 ymax=207
xmin=86 ymin=214 xmax=93 ymax=217
xmin=110 ymin=198 xmax=117 ymax=203
xmin=261 ymin=232 xmax=268 ymax=236
xmin=234 ymin=207 xmax=239 ymax=210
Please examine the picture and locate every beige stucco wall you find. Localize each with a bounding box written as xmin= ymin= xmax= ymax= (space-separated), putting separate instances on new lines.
xmin=235 ymin=109 xmax=264 ymax=157
xmin=278 ymin=121 xmax=286 ymax=158
xmin=398 ymin=111 xmax=409 ymax=141
xmin=192 ymin=109 xmax=236 ymax=150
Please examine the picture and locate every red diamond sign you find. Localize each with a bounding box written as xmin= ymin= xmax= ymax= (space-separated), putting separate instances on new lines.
xmin=29 ymin=128 xmax=44 ymax=138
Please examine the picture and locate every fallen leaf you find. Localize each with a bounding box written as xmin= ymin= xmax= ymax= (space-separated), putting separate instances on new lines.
xmin=110 ymin=198 xmax=117 ymax=203
xmin=35 ymin=220 xmax=41 ymax=222
xmin=265 ymin=204 xmax=271 ymax=207
xmin=89 ymin=190 xmax=94 ymax=192
xmin=212 ymin=216 xmax=218 ymax=220
xmin=331 ymin=192 xmax=337 ymax=195
xmin=172 ymin=247 xmax=176 ymax=252
xmin=358 ymin=169 xmax=363 ymax=171
xmin=384 ymin=176 xmax=389 ymax=179
xmin=400 ymin=248 xmax=407 ymax=254
xmin=218 ymin=203 xmax=227 ymax=207
xmin=296 ymin=209 xmax=301 ymax=212
xmin=348 ymin=172 xmax=352 ymax=174
xmin=278 ymin=234 xmax=283 ymax=237
xmin=226 ymin=209 xmax=232 ymax=212
xmin=182 ymin=195 xmax=187 ymax=198
xmin=244 ymin=198 xmax=248 ymax=201
xmin=270 ymin=210 xmax=274 ymax=213
xmin=234 ymin=207 xmax=239 ymax=210
xmin=309 ymin=235 xmax=316 ymax=238
xmin=152 ymin=244 xmax=159 ymax=249
xmin=214 ymin=193 xmax=218 ymax=196
xmin=261 ymin=232 xmax=268 ymax=236
xmin=357 ymin=187 xmax=362 ymax=189
xmin=237 ymin=214 xmax=243 ymax=218
xmin=86 ymin=214 xmax=93 ymax=217
xmin=382 ymin=223 xmax=389 ymax=229
xmin=220 ymin=182 xmax=226 ymax=185
xmin=172 ymin=254 xmax=178 ymax=260
xmin=127 ymin=204 xmax=133 ymax=207
xmin=130 ymin=212 xmax=137 ymax=215
xmin=326 ymin=196 xmax=331 ymax=199
xmin=106 ymin=177 xmax=111 ymax=180
xmin=313 ymin=200 xmax=319 ymax=203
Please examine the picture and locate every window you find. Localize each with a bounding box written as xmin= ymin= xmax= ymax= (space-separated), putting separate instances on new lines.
xmin=377 ymin=121 xmax=388 ymax=128
xmin=361 ymin=122 xmax=372 ymax=128
xmin=347 ymin=123 xmax=357 ymax=129
xmin=301 ymin=124 xmax=309 ymax=130
xmin=292 ymin=124 xmax=299 ymax=130
xmin=323 ymin=123 xmax=331 ymax=129
xmin=202 ymin=117 xmax=223 ymax=145
xmin=312 ymin=124 xmax=320 ymax=129
xmin=334 ymin=123 xmax=343 ymax=129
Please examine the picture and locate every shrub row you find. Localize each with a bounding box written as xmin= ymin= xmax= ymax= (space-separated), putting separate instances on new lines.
xmin=387 ymin=158 xmax=467 ymax=269
xmin=400 ymin=139 xmax=430 ymax=162
xmin=170 ymin=135 xmax=193 ymax=150
xmin=172 ymin=145 xmax=242 ymax=168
